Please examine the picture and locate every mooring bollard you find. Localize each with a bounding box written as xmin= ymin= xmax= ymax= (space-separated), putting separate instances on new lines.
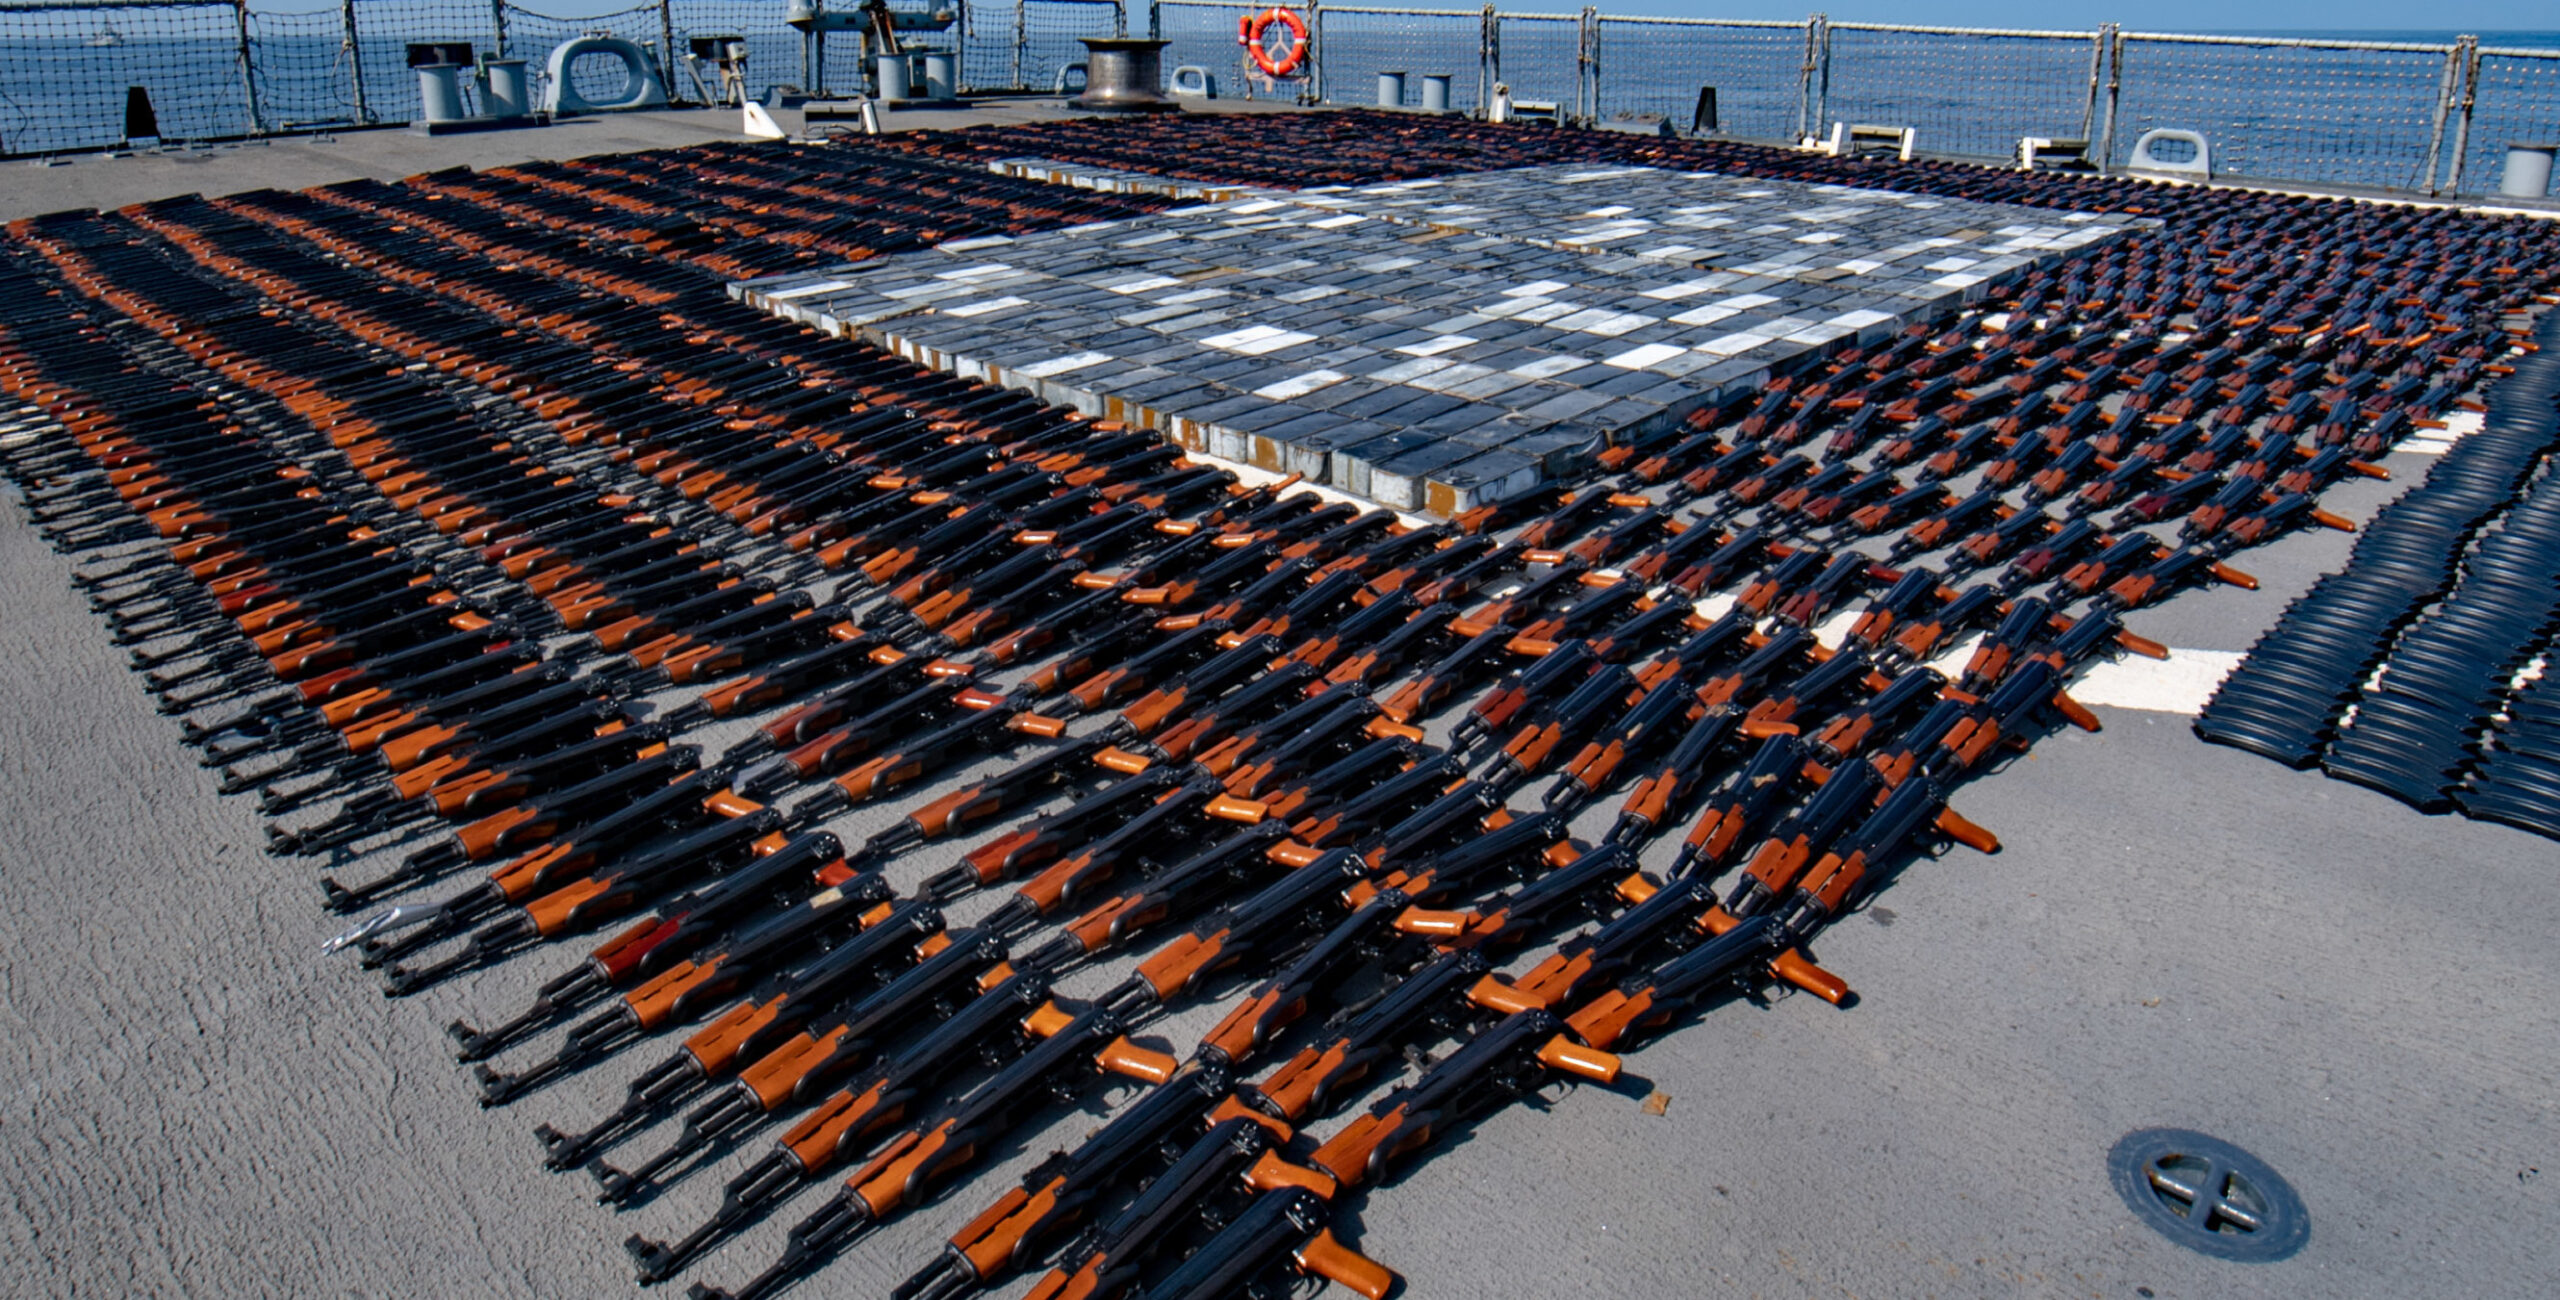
xmin=478 ymin=58 xmax=529 ymax=120
xmin=1420 ymin=74 xmax=1451 ymax=113
xmin=1077 ymin=38 xmax=1178 ymax=113
xmin=1378 ymin=72 xmax=1407 ymax=108
xmin=415 ymin=62 xmax=467 ymax=124
xmin=921 ymin=51 xmax=958 ymax=102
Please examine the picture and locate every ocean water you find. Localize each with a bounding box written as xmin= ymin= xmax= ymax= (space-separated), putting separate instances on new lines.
xmin=2 ymin=3 xmax=2553 ymax=198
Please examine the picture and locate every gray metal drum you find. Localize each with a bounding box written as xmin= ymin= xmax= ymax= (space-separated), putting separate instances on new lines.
xmin=415 ymin=63 xmax=466 ymax=123
xmin=921 ymin=51 xmax=958 ymax=100
xmin=1076 ymin=37 xmax=1177 ymax=113
xmin=2501 ymin=143 xmax=2556 ymax=199
xmin=480 ymin=58 xmax=530 ymax=118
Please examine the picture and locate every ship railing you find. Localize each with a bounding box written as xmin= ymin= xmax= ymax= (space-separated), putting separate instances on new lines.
xmin=2 ymin=0 xmax=2554 ymax=204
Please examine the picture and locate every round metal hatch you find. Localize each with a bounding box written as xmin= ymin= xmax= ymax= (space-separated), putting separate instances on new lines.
xmin=2108 ymin=1128 xmax=2309 ymax=1262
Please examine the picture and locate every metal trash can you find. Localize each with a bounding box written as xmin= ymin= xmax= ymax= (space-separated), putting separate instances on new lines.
xmin=416 ymin=63 xmax=467 ymax=123
xmin=2501 ymin=142 xmax=2557 ymax=199
xmin=479 ymin=58 xmax=529 ymax=119
xmin=1376 ymin=71 xmax=1405 ymax=108
xmin=1419 ymin=74 xmax=1451 ymax=113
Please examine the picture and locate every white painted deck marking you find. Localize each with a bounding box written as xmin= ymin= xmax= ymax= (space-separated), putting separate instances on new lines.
xmin=2071 ymin=649 xmax=2245 ymax=715
xmin=1788 ymin=612 xmax=2243 ymax=716
xmin=2400 ymin=408 xmax=2484 ymax=456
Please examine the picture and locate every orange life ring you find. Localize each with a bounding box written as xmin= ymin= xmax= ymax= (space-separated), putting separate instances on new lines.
xmin=1238 ymin=7 xmax=1308 ymax=80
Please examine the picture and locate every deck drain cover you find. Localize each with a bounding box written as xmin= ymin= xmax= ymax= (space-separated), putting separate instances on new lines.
xmin=2108 ymin=1129 xmax=2307 ymax=1261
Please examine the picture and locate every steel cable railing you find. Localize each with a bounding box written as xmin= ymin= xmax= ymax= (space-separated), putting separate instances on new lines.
xmin=1490 ymin=8 xmax=1576 ymax=116
xmin=2456 ymin=46 xmax=2560 ymax=197
xmin=2 ymin=0 xmax=2554 ymax=205
xmin=1590 ymin=16 xmax=1803 ymax=141
xmin=1822 ymin=24 xmax=2096 ymax=162
xmin=0 ymin=0 xmax=261 ymax=154
xmin=1019 ymin=0 xmax=1121 ymax=92
xmin=1157 ymin=0 xmax=1246 ymax=82
xmin=2108 ymin=31 xmax=2460 ymax=191
xmin=244 ymin=5 xmax=361 ymax=131
xmin=1315 ymin=4 xmax=1478 ymax=112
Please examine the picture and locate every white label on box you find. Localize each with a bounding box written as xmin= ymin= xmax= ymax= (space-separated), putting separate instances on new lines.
xmin=1253 ymin=369 xmax=1350 ymax=400
xmin=1017 ymin=351 xmax=1114 ymax=378
xmin=944 ymin=296 xmax=1029 ymax=318
xmin=1604 ymin=343 xmax=1689 ymax=370
xmin=763 ymin=279 xmax=852 ymax=301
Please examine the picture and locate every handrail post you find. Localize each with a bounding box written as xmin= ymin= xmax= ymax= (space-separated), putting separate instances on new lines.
xmin=1794 ymin=15 xmax=1815 ymax=142
xmin=343 ymin=0 xmax=370 ymax=124
xmin=2442 ymin=35 xmax=2480 ymax=194
xmin=660 ymin=0 xmax=678 ymax=99
xmin=2078 ymin=23 xmax=2110 ymax=145
xmin=1577 ymin=6 xmax=1596 ymax=125
xmin=234 ymin=0 xmax=263 ymax=134
xmin=1304 ymin=0 xmax=1322 ymax=105
xmin=1011 ymin=0 xmax=1024 ymax=92
xmin=2419 ymin=37 xmax=2463 ymax=196
xmin=2095 ymin=27 xmax=2122 ymax=172
xmin=1478 ymin=4 xmax=1494 ymax=118
xmin=1148 ymin=0 xmax=1161 ymax=41
xmin=1810 ymin=13 xmax=1830 ymax=141
xmin=489 ymin=0 xmax=507 ymax=58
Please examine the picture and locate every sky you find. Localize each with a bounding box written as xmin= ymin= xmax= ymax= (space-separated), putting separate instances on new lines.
xmin=1495 ymin=1 xmax=2546 ymax=31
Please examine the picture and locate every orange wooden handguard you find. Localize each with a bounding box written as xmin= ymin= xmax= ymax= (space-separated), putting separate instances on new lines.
xmin=781 ymin=1079 xmax=899 ymax=1171
xmin=625 ymin=957 xmax=727 ymax=1030
xmin=738 ymin=1026 xmax=849 ymax=1108
xmin=524 ymin=876 xmax=611 ymax=936
xmin=1130 ymin=922 xmax=1225 ymax=995
xmin=847 ymin=1123 xmax=960 ymax=1216
xmin=1196 ymin=982 xmax=1288 ymax=1060
xmin=951 ymin=1182 xmax=1056 ymax=1278
xmin=684 ymin=997 xmax=788 ymax=1074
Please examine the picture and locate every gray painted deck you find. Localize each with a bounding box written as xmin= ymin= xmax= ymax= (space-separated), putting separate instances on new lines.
xmin=2 ymin=106 xmax=2554 ymax=1300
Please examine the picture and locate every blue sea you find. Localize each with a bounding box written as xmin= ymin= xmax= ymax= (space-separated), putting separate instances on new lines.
xmin=1 ymin=1 xmax=2552 ymax=196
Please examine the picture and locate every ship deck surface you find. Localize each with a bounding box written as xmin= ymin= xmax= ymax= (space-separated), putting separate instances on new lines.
xmin=1 ymin=107 xmax=2554 ymax=1300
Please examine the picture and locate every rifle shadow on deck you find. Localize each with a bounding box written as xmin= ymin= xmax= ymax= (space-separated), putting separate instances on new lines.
xmin=1793 ymin=697 xmax=2061 ymax=989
